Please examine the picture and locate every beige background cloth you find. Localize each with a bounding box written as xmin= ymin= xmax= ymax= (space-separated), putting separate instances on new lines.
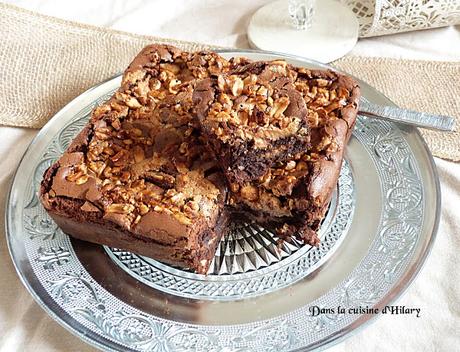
xmin=0 ymin=1 xmax=459 ymax=351
xmin=1 ymin=3 xmax=459 ymax=160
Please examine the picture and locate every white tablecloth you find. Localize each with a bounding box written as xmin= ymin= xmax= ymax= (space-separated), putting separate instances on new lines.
xmin=1 ymin=1 xmax=459 ymax=351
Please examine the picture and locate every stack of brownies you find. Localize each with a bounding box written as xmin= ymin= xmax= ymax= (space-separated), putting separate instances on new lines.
xmin=40 ymin=45 xmax=360 ymax=273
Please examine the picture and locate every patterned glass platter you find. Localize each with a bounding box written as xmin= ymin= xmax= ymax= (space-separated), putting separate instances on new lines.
xmin=6 ymin=50 xmax=440 ymax=351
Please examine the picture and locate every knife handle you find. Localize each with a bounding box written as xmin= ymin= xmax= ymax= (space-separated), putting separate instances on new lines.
xmin=359 ymin=98 xmax=456 ymax=132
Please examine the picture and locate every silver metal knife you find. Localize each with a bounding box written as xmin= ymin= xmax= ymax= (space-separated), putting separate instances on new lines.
xmin=359 ymin=96 xmax=456 ymax=132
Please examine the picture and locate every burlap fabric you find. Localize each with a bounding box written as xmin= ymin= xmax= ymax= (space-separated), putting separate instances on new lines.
xmin=1 ymin=3 xmax=459 ymax=160
xmin=333 ymin=57 xmax=460 ymax=161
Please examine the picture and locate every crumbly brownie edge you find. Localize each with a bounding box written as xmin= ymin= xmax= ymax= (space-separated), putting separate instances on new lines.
xmin=306 ymin=72 xmax=360 ymax=207
xmin=292 ymin=72 xmax=360 ymax=243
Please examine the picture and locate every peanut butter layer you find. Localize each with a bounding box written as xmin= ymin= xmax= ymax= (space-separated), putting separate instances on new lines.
xmin=193 ymin=60 xmax=310 ymax=185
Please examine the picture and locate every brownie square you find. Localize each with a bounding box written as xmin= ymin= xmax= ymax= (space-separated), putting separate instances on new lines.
xmin=193 ymin=60 xmax=310 ymax=185
xmin=228 ymin=68 xmax=360 ymax=245
xmin=40 ymin=45 xmax=230 ymax=273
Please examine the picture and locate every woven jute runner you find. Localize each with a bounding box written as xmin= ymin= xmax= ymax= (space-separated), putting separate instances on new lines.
xmin=1 ymin=3 xmax=459 ymax=160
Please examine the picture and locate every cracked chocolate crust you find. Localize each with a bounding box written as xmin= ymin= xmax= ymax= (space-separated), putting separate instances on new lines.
xmin=193 ymin=60 xmax=310 ymax=185
xmin=40 ymin=44 xmax=231 ymax=274
xmin=40 ymin=123 xmax=230 ymax=274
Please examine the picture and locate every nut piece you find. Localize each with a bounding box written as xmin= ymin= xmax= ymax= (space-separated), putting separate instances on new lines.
xmin=174 ymin=212 xmax=192 ymax=225
xmin=150 ymin=79 xmax=161 ymax=90
xmin=89 ymin=161 xmax=106 ymax=177
xmin=112 ymin=119 xmax=121 ymax=131
xmin=118 ymin=92 xmax=142 ymax=109
xmin=111 ymin=150 xmax=129 ymax=166
xmin=130 ymin=128 xmax=143 ymax=137
xmin=184 ymin=200 xmax=200 ymax=216
xmin=139 ymin=203 xmax=150 ymax=215
xmin=153 ymin=205 xmax=164 ymax=212
xmin=270 ymin=60 xmax=287 ymax=68
xmin=217 ymin=75 xmax=226 ymax=91
xmin=270 ymin=96 xmax=290 ymax=118
xmin=296 ymin=161 xmax=308 ymax=171
xmin=240 ymin=185 xmax=259 ymax=201
xmin=146 ymin=172 xmax=176 ymax=188
xmin=168 ymin=79 xmax=181 ymax=94
xmin=95 ymin=129 xmax=111 ymax=140
xmin=243 ymin=74 xmax=258 ymax=88
xmin=228 ymin=76 xmax=244 ymax=96
xmin=106 ymin=203 xmax=135 ymax=214
xmin=316 ymin=78 xmax=329 ymax=87
xmin=256 ymin=85 xmax=268 ymax=97
xmin=75 ymin=175 xmax=89 ymax=185
xmin=307 ymin=111 xmax=320 ymax=128
xmin=285 ymin=160 xmax=296 ymax=171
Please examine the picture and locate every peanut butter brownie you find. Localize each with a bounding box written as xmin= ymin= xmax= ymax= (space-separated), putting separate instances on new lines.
xmin=193 ymin=60 xmax=310 ymax=185
xmin=40 ymin=45 xmax=231 ymax=273
xmin=40 ymin=44 xmax=360 ymax=273
xmin=229 ymin=68 xmax=360 ymax=245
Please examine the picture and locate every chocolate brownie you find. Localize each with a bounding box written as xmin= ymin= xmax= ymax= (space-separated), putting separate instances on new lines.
xmin=193 ymin=60 xmax=310 ymax=185
xmin=40 ymin=45 xmax=231 ymax=273
xmin=229 ymin=68 xmax=360 ymax=245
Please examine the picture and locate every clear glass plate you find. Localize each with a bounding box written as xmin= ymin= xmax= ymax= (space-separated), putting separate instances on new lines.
xmin=6 ymin=50 xmax=440 ymax=351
